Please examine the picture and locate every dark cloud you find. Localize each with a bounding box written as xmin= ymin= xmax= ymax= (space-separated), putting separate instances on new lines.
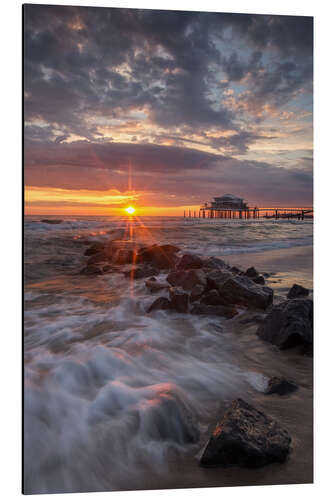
xmin=23 ymin=5 xmax=313 ymax=206
xmin=24 ymin=139 xmax=312 ymax=206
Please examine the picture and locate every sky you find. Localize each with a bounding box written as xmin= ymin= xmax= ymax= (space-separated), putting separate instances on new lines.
xmin=24 ymin=5 xmax=313 ymax=215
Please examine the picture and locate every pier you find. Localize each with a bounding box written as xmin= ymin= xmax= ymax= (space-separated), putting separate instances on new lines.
xmin=183 ymin=194 xmax=313 ymax=220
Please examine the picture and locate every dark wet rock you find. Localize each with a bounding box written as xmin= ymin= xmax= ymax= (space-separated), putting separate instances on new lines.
xmin=182 ymin=269 xmax=207 ymax=291
xmin=167 ymin=268 xmax=207 ymax=290
xmin=287 ymin=283 xmax=309 ymax=299
xmin=206 ymin=269 xmax=234 ymax=291
xmin=265 ymin=377 xmax=299 ymax=396
xmin=190 ymin=284 xmax=205 ymax=302
xmin=191 ymin=303 xmax=237 ymax=319
xmin=80 ymin=264 xmax=103 ymax=275
xmin=257 ymin=298 xmax=313 ymax=350
xmin=137 ymin=245 xmax=178 ymax=269
xmin=146 ymin=393 xmax=199 ymax=444
xmin=102 ymin=265 xmax=113 ymax=273
xmin=124 ymin=265 xmax=159 ymax=280
xmin=145 ymin=278 xmax=170 ymax=292
xmin=112 ymin=248 xmax=135 ymax=265
xmin=84 ymin=242 xmax=106 ymax=256
xmin=167 ymin=270 xmax=188 ymax=287
xmin=200 ymin=289 xmax=224 ymax=306
xmin=202 ymin=256 xmax=228 ymax=270
xmin=230 ymin=266 xmax=243 ymax=275
xmin=176 ymin=253 xmax=204 ymax=270
xmin=253 ymin=275 xmax=265 ymax=285
xmin=245 ymin=266 xmax=259 ymax=278
xmin=219 ymin=275 xmax=274 ymax=310
xmin=169 ymin=287 xmax=189 ymax=313
xmin=200 ymin=398 xmax=291 ymax=468
xmin=87 ymin=252 xmax=108 ymax=265
xmin=147 ymin=296 xmax=172 ymax=313
xmin=41 ymin=219 xmax=63 ymax=224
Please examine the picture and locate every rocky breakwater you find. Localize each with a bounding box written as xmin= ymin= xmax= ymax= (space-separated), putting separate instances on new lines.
xmin=79 ymin=240 xmax=313 ymax=470
xmin=147 ymin=253 xmax=273 ymax=319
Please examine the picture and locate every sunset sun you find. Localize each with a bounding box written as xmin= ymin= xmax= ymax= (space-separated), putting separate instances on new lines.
xmin=124 ymin=206 xmax=136 ymax=215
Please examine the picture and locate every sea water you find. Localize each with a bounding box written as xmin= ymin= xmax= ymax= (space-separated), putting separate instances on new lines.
xmin=23 ymin=216 xmax=313 ymax=493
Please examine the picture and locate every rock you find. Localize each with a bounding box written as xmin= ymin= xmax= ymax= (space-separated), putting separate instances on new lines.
xmin=245 ymin=266 xmax=259 ymax=278
xmin=41 ymin=219 xmax=63 ymax=224
xmin=257 ymin=298 xmax=313 ymax=349
xmin=200 ymin=289 xmax=223 ymax=306
xmin=80 ymin=264 xmax=103 ymax=275
xmin=206 ymin=269 xmax=234 ymax=291
xmin=219 ymin=275 xmax=273 ymax=310
xmin=124 ymin=265 xmax=159 ymax=280
xmin=265 ymin=377 xmax=298 ymax=396
xmin=166 ymin=270 xmax=188 ymax=286
xmin=87 ymin=252 xmax=108 ymax=265
xmin=137 ymin=245 xmax=178 ymax=269
xmin=112 ymin=248 xmax=135 ymax=265
xmin=189 ymin=284 xmax=205 ymax=302
xmin=146 ymin=391 xmax=199 ymax=444
xmin=202 ymin=256 xmax=228 ymax=270
xmin=181 ymin=269 xmax=207 ymax=291
xmin=253 ymin=275 xmax=265 ymax=285
xmin=176 ymin=253 xmax=204 ymax=270
xmin=147 ymin=297 xmax=172 ymax=313
xmin=84 ymin=242 xmax=106 ymax=256
xmin=200 ymin=398 xmax=291 ymax=468
xmin=191 ymin=303 xmax=237 ymax=319
xmin=169 ymin=287 xmax=189 ymax=313
xmin=287 ymin=284 xmax=309 ymax=299
xmin=230 ymin=266 xmax=243 ymax=275
xmin=102 ymin=265 xmax=113 ymax=273
xmin=145 ymin=278 xmax=170 ymax=292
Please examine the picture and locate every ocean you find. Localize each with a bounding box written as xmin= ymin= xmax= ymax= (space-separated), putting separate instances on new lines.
xmin=24 ymin=216 xmax=313 ymax=494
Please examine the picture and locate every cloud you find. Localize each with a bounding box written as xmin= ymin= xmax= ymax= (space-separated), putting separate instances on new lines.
xmin=23 ymin=5 xmax=313 ymax=206
xmin=25 ymin=139 xmax=312 ymax=206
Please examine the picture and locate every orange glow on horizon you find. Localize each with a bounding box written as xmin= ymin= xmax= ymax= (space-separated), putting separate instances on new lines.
xmin=24 ymin=186 xmax=199 ymax=216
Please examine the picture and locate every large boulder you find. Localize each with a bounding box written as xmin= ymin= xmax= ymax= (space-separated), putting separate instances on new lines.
xmin=257 ymin=298 xmax=313 ymax=349
xmin=206 ymin=269 xmax=234 ymax=291
xmin=202 ymin=256 xmax=228 ymax=270
xmin=112 ymin=248 xmax=135 ymax=265
xmin=189 ymin=284 xmax=205 ymax=302
xmin=200 ymin=398 xmax=291 ymax=468
xmin=181 ymin=269 xmax=207 ymax=291
xmin=176 ymin=253 xmax=204 ymax=270
xmin=287 ymin=284 xmax=309 ymax=299
xmin=124 ymin=264 xmax=159 ymax=280
xmin=169 ymin=287 xmax=189 ymax=313
xmin=200 ymin=289 xmax=224 ymax=306
xmin=219 ymin=275 xmax=273 ymax=310
xmin=166 ymin=270 xmax=188 ymax=287
xmin=137 ymin=245 xmax=179 ymax=269
xmin=191 ymin=303 xmax=237 ymax=319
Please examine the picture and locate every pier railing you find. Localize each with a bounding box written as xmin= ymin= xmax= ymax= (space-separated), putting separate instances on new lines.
xmin=183 ymin=207 xmax=313 ymax=220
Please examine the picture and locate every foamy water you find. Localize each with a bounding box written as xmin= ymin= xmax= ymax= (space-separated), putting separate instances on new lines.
xmin=24 ymin=216 xmax=313 ymax=493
